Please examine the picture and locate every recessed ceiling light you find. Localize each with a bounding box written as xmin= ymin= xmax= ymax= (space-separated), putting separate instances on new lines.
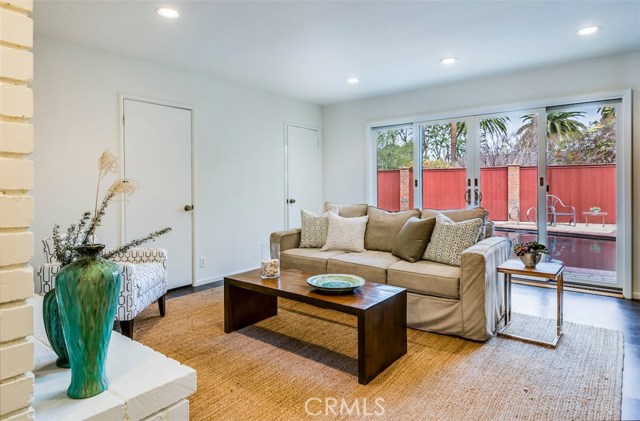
xmin=156 ymin=7 xmax=180 ymax=19
xmin=577 ymin=26 xmax=601 ymax=36
xmin=346 ymin=78 xmax=359 ymax=84
xmin=439 ymin=57 xmax=457 ymax=65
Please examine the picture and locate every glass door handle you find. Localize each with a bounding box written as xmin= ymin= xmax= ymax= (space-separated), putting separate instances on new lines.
xmin=464 ymin=189 xmax=471 ymax=205
xmin=473 ymin=189 xmax=483 ymax=205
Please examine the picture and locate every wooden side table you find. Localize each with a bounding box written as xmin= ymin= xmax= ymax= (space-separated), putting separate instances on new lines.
xmin=583 ymin=211 xmax=608 ymax=227
xmin=497 ymin=258 xmax=565 ymax=347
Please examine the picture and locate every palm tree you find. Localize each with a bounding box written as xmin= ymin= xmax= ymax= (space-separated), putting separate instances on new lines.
xmin=451 ymin=117 xmax=510 ymax=163
xmin=457 ymin=117 xmax=510 ymax=140
xmin=518 ymin=111 xmax=586 ymax=139
xmin=597 ymin=106 xmax=615 ymax=121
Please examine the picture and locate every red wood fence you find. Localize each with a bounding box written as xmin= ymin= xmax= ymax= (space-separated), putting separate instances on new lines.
xmin=378 ymin=164 xmax=616 ymax=224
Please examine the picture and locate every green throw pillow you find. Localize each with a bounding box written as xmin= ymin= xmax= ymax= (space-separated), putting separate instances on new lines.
xmin=392 ymin=217 xmax=436 ymax=263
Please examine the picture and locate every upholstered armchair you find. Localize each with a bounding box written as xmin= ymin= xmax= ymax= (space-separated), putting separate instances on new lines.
xmin=36 ymin=238 xmax=168 ymax=339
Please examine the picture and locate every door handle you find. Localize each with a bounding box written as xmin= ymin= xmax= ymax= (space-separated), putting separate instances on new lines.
xmin=464 ymin=189 xmax=471 ymax=205
xmin=287 ymin=198 xmax=296 ymax=204
xmin=184 ymin=205 xmax=194 ymax=211
xmin=474 ymin=189 xmax=482 ymax=205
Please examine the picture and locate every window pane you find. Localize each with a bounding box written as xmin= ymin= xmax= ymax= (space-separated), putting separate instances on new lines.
xmin=375 ymin=126 xmax=414 ymax=211
xmin=421 ymin=121 xmax=467 ymax=209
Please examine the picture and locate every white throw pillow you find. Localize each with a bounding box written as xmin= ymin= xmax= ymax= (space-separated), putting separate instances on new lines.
xmin=423 ymin=214 xmax=483 ymax=266
xmin=300 ymin=210 xmax=330 ymax=248
xmin=321 ymin=212 xmax=369 ymax=252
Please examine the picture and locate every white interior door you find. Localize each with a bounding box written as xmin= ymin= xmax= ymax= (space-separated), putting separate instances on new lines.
xmin=286 ymin=124 xmax=322 ymax=228
xmin=122 ymin=98 xmax=193 ymax=289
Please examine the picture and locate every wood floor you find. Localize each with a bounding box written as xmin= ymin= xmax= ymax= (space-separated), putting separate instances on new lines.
xmin=168 ymin=281 xmax=640 ymax=420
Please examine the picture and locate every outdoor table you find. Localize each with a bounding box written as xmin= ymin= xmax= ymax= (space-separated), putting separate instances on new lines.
xmin=583 ymin=211 xmax=608 ymax=227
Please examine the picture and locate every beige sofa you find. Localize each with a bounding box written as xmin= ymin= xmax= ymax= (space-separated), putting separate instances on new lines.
xmin=270 ymin=205 xmax=511 ymax=341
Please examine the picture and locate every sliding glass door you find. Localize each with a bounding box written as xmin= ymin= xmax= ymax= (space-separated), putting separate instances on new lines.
xmin=542 ymin=101 xmax=620 ymax=289
xmin=370 ymin=93 xmax=629 ymax=295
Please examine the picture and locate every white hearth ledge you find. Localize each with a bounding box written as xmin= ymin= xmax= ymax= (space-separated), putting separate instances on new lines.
xmin=30 ymin=295 xmax=197 ymax=420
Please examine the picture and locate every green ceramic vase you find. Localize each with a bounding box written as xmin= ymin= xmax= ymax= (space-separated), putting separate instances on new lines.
xmin=55 ymin=244 xmax=121 ymax=399
xmin=42 ymin=288 xmax=70 ymax=368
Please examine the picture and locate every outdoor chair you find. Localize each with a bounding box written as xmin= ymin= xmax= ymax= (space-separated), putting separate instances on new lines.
xmin=36 ymin=237 xmax=168 ymax=339
xmin=526 ymin=194 xmax=576 ymax=227
xmin=508 ymin=200 xmax=520 ymax=225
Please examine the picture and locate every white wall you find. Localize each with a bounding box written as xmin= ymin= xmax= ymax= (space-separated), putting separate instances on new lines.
xmin=322 ymin=51 xmax=640 ymax=297
xmin=32 ymin=37 xmax=321 ymax=285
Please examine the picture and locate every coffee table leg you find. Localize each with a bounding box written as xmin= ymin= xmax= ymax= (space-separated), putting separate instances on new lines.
xmin=357 ymin=290 xmax=407 ymax=385
xmin=224 ymin=282 xmax=277 ymax=333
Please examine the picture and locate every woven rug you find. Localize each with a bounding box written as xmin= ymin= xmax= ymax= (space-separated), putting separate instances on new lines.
xmin=135 ymin=287 xmax=623 ymax=420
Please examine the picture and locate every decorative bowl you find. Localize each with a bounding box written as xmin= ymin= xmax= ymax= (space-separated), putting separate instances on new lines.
xmin=306 ymin=274 xmax=366 ymax=294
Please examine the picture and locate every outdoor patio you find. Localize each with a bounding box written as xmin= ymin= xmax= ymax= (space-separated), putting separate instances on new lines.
xmin=493 ymin=220 xmax=617 ymax=238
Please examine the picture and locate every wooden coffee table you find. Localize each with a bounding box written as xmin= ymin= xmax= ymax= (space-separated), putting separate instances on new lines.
xmin=224 ymin=269 xmax=407 ymax=385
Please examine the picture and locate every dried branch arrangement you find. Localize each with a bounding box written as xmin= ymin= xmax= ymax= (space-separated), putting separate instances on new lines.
xmin=52 ymin=149 xmax=171 ymax=266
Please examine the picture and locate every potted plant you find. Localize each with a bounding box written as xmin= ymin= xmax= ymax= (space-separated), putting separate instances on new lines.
xmin=513 ymin=241 xmax=548 ymax=268
xmin=590 ymin=206 xmax=601 ymax=214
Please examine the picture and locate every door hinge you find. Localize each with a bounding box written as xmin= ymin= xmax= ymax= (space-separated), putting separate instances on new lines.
xmin=122 ymin=114 xmax=125 ymax=126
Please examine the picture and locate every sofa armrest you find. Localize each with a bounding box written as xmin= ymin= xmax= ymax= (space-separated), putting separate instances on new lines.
xmin=270 ymin=229 xmax=301 ymax=252
xmin=459 ymin=236 xmax=512 ymax=340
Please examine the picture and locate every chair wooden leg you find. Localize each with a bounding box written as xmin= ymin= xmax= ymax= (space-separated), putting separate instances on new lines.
xmin=120 ymin=319 xmax=134 ymax=339
xmin=158 ymin=294 xmax=166 ymax=317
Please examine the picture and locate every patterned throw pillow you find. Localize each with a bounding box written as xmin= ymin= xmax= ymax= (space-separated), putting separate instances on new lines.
xmin=300 ymin=210 xmax=330 ymax=248
xmin=321 ymin=212 xmax=369 ymax=252
xmin=423 ymin=214 xmax=483 ymax=266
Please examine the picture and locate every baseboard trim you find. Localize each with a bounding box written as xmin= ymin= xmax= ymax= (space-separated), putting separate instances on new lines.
xmin=193 ymin=277 xmax=221 ymax=287
xmin=633 ymin=292 xmax=640 ymax=300
xmin=194 ymin=266 xmax=260 ymax=287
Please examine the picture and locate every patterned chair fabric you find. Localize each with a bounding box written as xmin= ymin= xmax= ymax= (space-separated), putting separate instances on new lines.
xmin=36 ymin=238 xmax=168 ymax=323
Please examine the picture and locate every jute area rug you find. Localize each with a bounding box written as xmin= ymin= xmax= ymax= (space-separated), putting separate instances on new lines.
xmin=135 ymin=287 xmax=623 ymax=420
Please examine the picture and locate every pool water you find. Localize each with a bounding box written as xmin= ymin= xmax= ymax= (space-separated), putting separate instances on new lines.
xmin=495 ymin=230 xmax=616 ymax=282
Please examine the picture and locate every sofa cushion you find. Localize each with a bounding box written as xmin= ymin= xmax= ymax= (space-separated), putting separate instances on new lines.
xmin=364 ymin=206 xmax=420 ymax=252
xmin=392 ymin=217 xmax=436 ymax=263
xmin=423 ymin=214 xmax=483 ymax=266
xmin=281 ymin=248 xmax=347 ymax=274
xmin=324 ymin=201 xmax=368 ymax=218
xmin=300 ymin=210 xmax=330 ymax=248
xmin=387 ymin=260 xmax=461 ymax=299
xmin=327 ymin=251 xmax=400 ymax=284
xmin=421 ymin=207 xmax=488 ymax=239
xmin=322 ymin=212 xmax=369 ymax=252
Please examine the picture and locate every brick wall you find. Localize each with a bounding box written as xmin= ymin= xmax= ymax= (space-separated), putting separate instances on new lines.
xmin=0 ymin=0 xmax=35 ymax=419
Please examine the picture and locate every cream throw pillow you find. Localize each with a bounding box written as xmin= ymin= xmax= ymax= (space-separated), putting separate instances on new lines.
xmin=300 ymin=210 xmax=330 ymax=248
xmin=321 ymin=212 xmax=369 ymax=252
xmin=423 ymin=214 xmax=483 ymax=266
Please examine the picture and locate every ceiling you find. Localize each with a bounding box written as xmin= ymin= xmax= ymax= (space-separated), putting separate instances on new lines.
xmin=33 ymin=1 xmax=640 ymax=105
